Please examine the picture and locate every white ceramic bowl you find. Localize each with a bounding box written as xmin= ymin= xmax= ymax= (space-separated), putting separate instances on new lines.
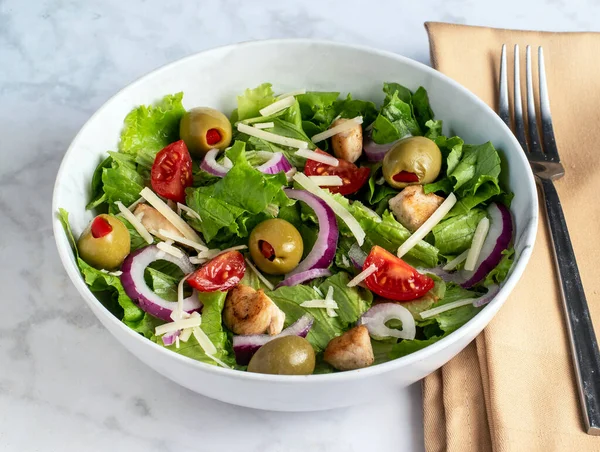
xmin=52 ymin=39 xmax=537 ymax=412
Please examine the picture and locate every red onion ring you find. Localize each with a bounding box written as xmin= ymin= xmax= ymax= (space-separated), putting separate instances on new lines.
xmin=120 ymin=245 xmax=202 ymax=321
xmin=200 ymin=149 xmax=229 ymax=177
xmin=232 ymin=315 xmax=314 ymax=365
xmin=283 ymin=189 xmax=339 ymax=277
xmin=363 ymin=135 xmax=400 ymax=162
xmin=200 ymin=149 xmax=294 ymax=178
xmin=255 ymin=152 xmax=293 ymax=174
xmin=276 ymin=268 xmax=332 ymax=288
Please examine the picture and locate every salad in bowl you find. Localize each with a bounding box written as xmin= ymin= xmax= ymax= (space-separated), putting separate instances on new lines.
xmin=58 ymin=81 xmax=514 ymax=376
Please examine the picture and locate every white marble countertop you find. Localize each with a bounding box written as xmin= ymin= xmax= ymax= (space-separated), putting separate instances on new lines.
xmin=1 ymin=0 xmax=597 ymax=450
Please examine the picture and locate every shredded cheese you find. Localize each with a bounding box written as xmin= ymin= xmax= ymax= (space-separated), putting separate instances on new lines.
xmin=237 ymin=123 xmax=308 ymax=149
xmin=192 ymin=326 xmax=217 ymax=355
xmin=179 ymin=327 xmax=193 ymax=342
xmin=311 ymin=116 xmax=363 ymax=143
xmin=295 ymin=149 xmax=339 ymax=166
xmin=259 ymin=96 xmax=295 ymax=116
xmin=158 ymin=229 xmax=208 ymax=252
xmin=155 ymin=316 xmax=203 ymax=336
xmin=420 ymin=298 xmax=478 ymax=319
xmin=347 ymin=264 xmax=377 ymax=287
xmin=285 ymin=167 xmax=297 ymax=182
xmin=140 ymin=187 xmax=205 ymax=245
xmin=177 ymin=203 xmax=202 ymax=221
xmin=189 ymin=256 xmax=208 ymax=265
xmin=300 ymin=299 xmax=339 ymax=309
xmin=293 ymin=172 xmax=366 ymax=245
xmin=313 ymin=286 xmax=324 ymax=298
xmin=175 ymin=336 xmax=180 ymax=348
xmin=397 ymin=193 xmax=457 ymax=258
xmin=245 ymin=258 xmax=274 ymax=290
xmin=156 ymin=240 xmax=184 ymax=259
xmin=254 ymin=122 xmax=275 ymax=129
xmin=325 ymin=286 xmax=337 ymax=317
xmin=443 ymin=249 xmax=470 ymax=271
xmin=464 ymin=217 xmax=490 ymax=271
xmin=308 ymin=175 xmax=344 ymax=186
xmin=277 ymin=89 xmax=306 ymax=99
xmin=176 ymin=276 xmax=186 ymax=319
xmin=115 ymin=201 xmax=153 ymax=244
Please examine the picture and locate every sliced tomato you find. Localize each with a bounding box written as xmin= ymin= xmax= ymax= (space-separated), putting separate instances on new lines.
xmin=304 ymin=149 xmax=370 ymax=195
xmin=151 ymin=140 xmax=193 ymax=204
xmin=363 ymin=246 xmax=434 ymax=301
xmin=187 ymin=251 xmax=245 ymax=292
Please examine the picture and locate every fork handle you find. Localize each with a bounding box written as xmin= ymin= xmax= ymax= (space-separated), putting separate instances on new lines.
xmin=540 ymin=178 xmax=600 ymax=435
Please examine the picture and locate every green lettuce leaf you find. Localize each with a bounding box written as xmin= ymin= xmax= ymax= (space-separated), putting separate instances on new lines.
xmin=365 ymin=163 xmax=398 ymax=208
xmin=334 ymin=94 xmax=378 ymax=125
xmin=297 ymin=91 xmax=340 ymax=125
xmin=102 ymin=152 xmax=145 ymax=213
xmin=372 ymin=90 xmax=421 ymax=144
xmin=86 ymin=155 xmax=112 ymax=210
xmin=186 ymin=141 xmax=292 ymax=244
xmin=411 ymin=87 xmax=435 ymax=130
xmin=267 ymin=273 xmax=372 ymax=352
xmin=236 ymin=83 xmax=275 ymax=121
xmin=318 ymin=272 xmax=373 ymax=326
xmin=484 ymin=248 xmax=515 ymax=286
xmin=383 ymin=82 xmax=412 ymax=104
xmin=432 ymin=208 xmax=487 ymax=256
xmin=156 ymin=291 xmax=235 ymax=367
xmin=119 ymin=93 xmax=185 ymax=169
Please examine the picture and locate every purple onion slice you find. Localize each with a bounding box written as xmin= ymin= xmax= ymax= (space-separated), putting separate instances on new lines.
xmin=283 ymin=189 xmax=338 ymax=277
xmin=120 ymin=245 xmax=202 ymax=321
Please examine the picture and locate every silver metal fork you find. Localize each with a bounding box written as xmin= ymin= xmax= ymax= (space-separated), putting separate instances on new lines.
xmin=499 ymin=44 xmax=600 ymax=435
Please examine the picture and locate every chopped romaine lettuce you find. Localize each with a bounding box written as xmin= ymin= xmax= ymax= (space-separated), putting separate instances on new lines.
xmin=119 ymin=92 xmax=185 ymax=169
xmin=432 ymin=208 xmax=487 ymax=256
xmin=186 ymin=141 xmax=292 ymax=244
xmin=236 ymin=83 xmax=276 ymax=121
xmin=102 ymin=152 xmax=145 ymax=214
xmin=267 ymin=272 xmax=372 ymax=352
xmin=484 ymin=247 xmax=515 ymax=286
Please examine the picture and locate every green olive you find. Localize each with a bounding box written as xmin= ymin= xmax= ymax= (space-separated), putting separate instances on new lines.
xmin=78 ymin=214 xmax=131 ymax=270
xmin=249 ymin=219 xmax=303 ymax=275
xmin=382 ymin=136 xmax=442 ymax=189
xmin=179 ymin=107 xmax=232 ymax=158
xmin=248 ymin=336 xmax=316 ymax=375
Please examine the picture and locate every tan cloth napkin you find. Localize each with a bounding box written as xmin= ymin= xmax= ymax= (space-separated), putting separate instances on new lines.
xmin=422 ymin=23 xmax=600 ymax=452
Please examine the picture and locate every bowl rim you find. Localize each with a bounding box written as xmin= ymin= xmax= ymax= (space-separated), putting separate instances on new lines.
xmin=52 ymin=38 xmax=538 ymax=383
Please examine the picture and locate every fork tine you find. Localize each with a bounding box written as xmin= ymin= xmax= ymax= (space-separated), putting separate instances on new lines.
xmin=513 ymin=45 xmax=528 ymax=151
xmin=526 ymin=45 xmax=544 ymax=155
xmin=498 ymin=44 xmax=510 ymax=127
xmin=538 ymin=46 xmax=561 ymax=162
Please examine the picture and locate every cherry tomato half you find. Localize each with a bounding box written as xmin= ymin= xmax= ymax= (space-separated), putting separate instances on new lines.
xmin=151 ymin=140 xmax=193 ymax=204
xmin=187 ymin=251 xmax=245 ymax=292
xmin=304 ymin=149 xmax=370 ymax=195
xmin=363 ymin=246 xmax=434 ymax=301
